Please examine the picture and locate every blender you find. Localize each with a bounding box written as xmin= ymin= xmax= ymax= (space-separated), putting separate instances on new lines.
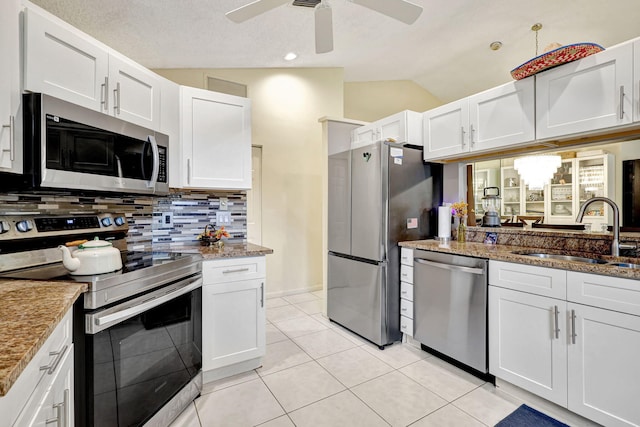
xmin=481 ymin=187 xmax=502 ymax=227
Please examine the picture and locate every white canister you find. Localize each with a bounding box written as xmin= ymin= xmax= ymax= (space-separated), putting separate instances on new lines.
xmin=438 ymin=205 xmax=452 ymax=239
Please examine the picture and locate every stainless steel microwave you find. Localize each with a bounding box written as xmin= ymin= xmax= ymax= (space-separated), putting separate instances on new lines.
xmin=16 ymin=93 xmax=169 ymax=195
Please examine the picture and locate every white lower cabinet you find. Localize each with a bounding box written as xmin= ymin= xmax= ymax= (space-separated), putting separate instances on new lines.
xmin=0 ymin=309 xmax=73 ymax=427
xmin=489 ymin=261 xmax=640 ymax=426
xmin=202 ymin=257 xmax=266 ymax=383
xmin=399 ymin=247 xmax=414 ymax=338
xmin=489 ymin=286 xmax=568 ymax=406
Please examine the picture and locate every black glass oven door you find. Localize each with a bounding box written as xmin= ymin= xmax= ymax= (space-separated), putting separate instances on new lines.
xmin=84 ymin=282 xmax=202 ymax=427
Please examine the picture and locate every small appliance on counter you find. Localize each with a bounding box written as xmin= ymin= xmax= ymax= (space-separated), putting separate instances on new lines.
xmin=481 ymin=187 xmax=502 ymax=227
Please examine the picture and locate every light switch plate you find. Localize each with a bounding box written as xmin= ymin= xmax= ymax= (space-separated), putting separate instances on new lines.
xmin=216 ymin=211 xmax=231 ymax=225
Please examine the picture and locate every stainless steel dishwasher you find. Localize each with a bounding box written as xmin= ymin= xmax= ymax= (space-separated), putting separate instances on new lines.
xmin=413 ymin=249 xmax=488 ymax=374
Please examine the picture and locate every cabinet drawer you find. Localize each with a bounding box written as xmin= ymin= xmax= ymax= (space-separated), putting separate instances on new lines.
xmin=489 ymin=260 xmax=567 ymax=299
xmin=568 ymin=272 xmax=640 ymax=317
xmin=400 ymin=264 xmax=413 ymax=284
xmin=0 ymin=309 xmax=72 ymax=426
xmin=400 ymin=315 xmax=413 ymax=337
xmin=400 ymin=298 xmax=413 ymax=319
xmin=400 ymin=247 xmax=414 ymax=266
xmin=400 ymin=281 xmax=414 ymax=301
xmin=203 ymin=256 xmax=266 ymax=284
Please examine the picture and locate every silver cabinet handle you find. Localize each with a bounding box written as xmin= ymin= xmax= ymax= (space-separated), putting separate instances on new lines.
xmin=554 ymin=305 xmax=560 ymax=339
xmin=460 ymin=126 xmax=466 ymax=147
xmin=1 ymin=115 xmax=15 ymax=161
xmin=619 ymin=85 xmax=625 ymax=120
xmin=40 ymin=344 xmax=68 ymax=375
xmin=113 ymin=81 xmax=121 ymax=114
xmin=223 ymin=267 xmax=250 ymax=274
xmin=146 ymin=135 xmax=160 ymax=189
xmin=45 ymin=388 xmax=68 ymax=426
xmin=401 ymin=290 xmax=408 ymax=295
xmin=260 ymin=282 xmax=264 ymax=308
xmin=101 ymin=76 xmax=109 ymax=111
xmin=571 ymin=309 xmax=577 ymax=344
xmin=415 ymin=258 xmax=484 ymax=275
xmin=470 ymin=124 xmax=476 ymax=146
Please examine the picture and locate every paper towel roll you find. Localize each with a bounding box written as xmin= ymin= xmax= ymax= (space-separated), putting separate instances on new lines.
xmin=438 ymin=206 xmax=451 ymax=238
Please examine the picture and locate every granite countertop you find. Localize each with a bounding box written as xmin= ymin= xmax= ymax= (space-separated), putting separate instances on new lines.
xmin=0 ymin=280 xmax=87 ymax=396
xmin=163 ymin=242 xmax=274 ymax=259
xmin=400 ymin=238 xmax=640 ymax=280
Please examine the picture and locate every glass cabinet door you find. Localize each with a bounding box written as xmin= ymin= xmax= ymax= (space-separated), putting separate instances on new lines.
xmin=548 ymin=160 xmax=575 ymax=222
xmin=501 ymin=166 xmax=521 ymax=218
xmin=577 ymin=156 xmax=610 ymax=224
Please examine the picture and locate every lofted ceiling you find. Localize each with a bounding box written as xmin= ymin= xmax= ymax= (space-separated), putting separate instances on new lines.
xmin=29 ymin=0 xmax=640 ymax=103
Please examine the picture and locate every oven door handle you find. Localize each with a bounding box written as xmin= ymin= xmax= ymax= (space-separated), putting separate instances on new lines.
xmin=88 ymin=276 xmax=202 ymax=334
xmin=146 ymin=135 xmax=160 ymax=189
xmin=414 ymin=258 xmax=485 ymax=275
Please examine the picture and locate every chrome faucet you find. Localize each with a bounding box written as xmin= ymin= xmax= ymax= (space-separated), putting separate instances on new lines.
xmin=576 ymin=197 xmax=635 ymax=257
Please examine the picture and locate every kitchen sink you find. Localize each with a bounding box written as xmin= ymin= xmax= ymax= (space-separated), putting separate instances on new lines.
xmin=513 ymin=252 xmax=609 ymax=264
xmin=607 ymin=262 xmax=640 ymax=269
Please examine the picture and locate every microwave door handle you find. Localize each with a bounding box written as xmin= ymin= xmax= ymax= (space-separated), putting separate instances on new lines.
xmin=146 ymin=135 xmax=160 ymax=188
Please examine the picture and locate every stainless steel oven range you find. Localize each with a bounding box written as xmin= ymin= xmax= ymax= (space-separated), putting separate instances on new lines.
xmin=0 ymin=212 xmax=203 ymax=427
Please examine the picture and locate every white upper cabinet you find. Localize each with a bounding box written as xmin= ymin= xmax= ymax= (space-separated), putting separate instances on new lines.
xmin=423 ymin=99 xmax=469 ymax=159
xmin=0 ymin=0 xmax=23 ymax=173
xmin=23 ymin=6 xmax=161 ymax=130
xmin=180 ymin=86 xmax=251 ymax=190
xmin=468 ymin=79 xmax=535 ymax=151
xmin=352 ymin=110 xmax=422 ymax=148
xmin=536 ymin=42 xmax=634 ymax=140
xmin=424 ymin=80 xmax=535 ymax=161
xmin=634 ymin=39 xmax=640 ymax=123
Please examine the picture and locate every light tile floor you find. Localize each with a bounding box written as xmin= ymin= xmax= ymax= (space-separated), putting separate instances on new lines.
xmin=169 ymin=292 xmax=560 ymax=427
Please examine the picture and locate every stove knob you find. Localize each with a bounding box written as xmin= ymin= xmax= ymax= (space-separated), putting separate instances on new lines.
xmin=16 ymin=220 xmax=33 ymax=233
xmin=101 ymin=217 xmax=112 ymax=227
xmin=0 ymin=221 xmax=10 ymax=234
xmin=114 ymin=216 xmax=126 ymax=226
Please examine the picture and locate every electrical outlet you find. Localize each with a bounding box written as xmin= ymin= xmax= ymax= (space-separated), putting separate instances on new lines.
xmin=163 ymin=212 xmax=174 ymax=228
xmin=216 ymin=211 xmax=232 ymax=225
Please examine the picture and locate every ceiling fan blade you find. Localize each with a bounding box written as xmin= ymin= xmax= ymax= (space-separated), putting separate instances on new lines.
xmin=226 ymin=0 xmax=291 ymax=23
xmin=315 ymin=4 xmax=333 ymax=54
xmin=351 ymin=0 xmax=423 ymax=24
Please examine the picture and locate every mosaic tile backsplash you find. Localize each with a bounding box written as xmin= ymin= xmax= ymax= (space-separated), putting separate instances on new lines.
xmin=0 ymin=190 xmax=247 ymax=251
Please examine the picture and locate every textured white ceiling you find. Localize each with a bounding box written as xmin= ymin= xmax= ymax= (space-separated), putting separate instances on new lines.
xmin=30 ymin=0 xmax=640 ymax=103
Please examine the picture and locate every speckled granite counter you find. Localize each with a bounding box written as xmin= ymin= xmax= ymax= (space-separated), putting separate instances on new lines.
xmin=0 ymin=280 xmax=86 ymax=396
xmin=400 ymin=238 xmax=640 ymax=280
xmin=160 ymin=242 xmax=274 ymax=259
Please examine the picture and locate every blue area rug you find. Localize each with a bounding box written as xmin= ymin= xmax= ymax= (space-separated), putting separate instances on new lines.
xmin=495 ymin=404 xmax=569 ymax=427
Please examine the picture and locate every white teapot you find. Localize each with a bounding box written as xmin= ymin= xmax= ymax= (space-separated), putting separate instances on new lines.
xmin=58 ymin=237 xmax=123 ymax=275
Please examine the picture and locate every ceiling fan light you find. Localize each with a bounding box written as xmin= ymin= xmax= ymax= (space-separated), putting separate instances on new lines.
xmin=284 ymin=52 xmax=298 ymax=61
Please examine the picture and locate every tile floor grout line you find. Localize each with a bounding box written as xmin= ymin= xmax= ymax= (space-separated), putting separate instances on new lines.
xmin=254 ymin=371 xmax=295 ymax=426
xmin=449 ymin=384 xmax=497 ymax=427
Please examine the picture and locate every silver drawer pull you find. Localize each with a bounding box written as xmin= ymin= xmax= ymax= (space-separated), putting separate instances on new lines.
xmin=401 ymin=307 xmax=408 ymax=312
xmin=40 ymin=344 xmax=68 ymax=375
xmin=401 ymin=290 xmax=408 ymax=294
xmin=46 ymin=388 xmax=68 ymax=425
xmin=223 ymin=267 xmax=250 ymax=274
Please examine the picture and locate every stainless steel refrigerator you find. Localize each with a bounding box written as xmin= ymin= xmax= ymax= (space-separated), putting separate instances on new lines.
xmin=327 ymin=140 xmax=442 ymax=348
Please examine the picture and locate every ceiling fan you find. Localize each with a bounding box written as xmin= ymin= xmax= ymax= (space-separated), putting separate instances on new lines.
xmin=226 ymin=0 xmax=423 ymax=54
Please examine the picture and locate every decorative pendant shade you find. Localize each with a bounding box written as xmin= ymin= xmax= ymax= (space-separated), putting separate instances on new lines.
xmin=514 ymin=155 xmax=561 ymax=190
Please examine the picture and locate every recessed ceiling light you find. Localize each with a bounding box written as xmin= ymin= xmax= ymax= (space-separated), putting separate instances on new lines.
xmin=489 ymin=41 xmax=502 ymax=51
xmin=284 ymin=52 xmax=297 ymax=61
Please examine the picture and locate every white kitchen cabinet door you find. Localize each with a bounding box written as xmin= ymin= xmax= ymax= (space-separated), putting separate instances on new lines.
xmin=378 ymin=110 xmax=422 ymax=146
xmin=536 ymin=42 xmax=633 ymax=140
xmin=181 ymin=86 xmax=252 ymax=189
xmin=352 ymin=123 xmax=376 ymax=147
xmin=468 ymin=79 xmax=535 ymax=152
xmin=16 ymin=345 xmax=74 ymax=427
xmin=202 ymin=278 xmax=265 ymax=371
xmin=567 ymin=303 xmax=640 ymax=427
xmin=24 ymin=7 xmax=109 ymax=112
xmin=108 ymin=54 xmax=161 ymax=129
xmin=0 ymin=0 xmax=21 ymax=173
xmin=489 ymin=260 xmax=567 ymax=300
xmin=423 ymin=99 xmax=469 ymax=160
xmin=489 ymin=286 xmax=568 ymax=406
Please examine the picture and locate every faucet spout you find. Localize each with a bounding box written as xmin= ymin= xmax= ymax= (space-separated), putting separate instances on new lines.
xmin=576 ymin=197 xmax=620 ymax=257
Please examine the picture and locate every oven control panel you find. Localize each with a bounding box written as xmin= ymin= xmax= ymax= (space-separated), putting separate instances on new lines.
xmin=0 ymin=213 xmax=128 ymax=240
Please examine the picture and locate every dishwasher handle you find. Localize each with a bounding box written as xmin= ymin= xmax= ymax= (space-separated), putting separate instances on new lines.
xmin=414 ymin=258 xmax=485 ymax=275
